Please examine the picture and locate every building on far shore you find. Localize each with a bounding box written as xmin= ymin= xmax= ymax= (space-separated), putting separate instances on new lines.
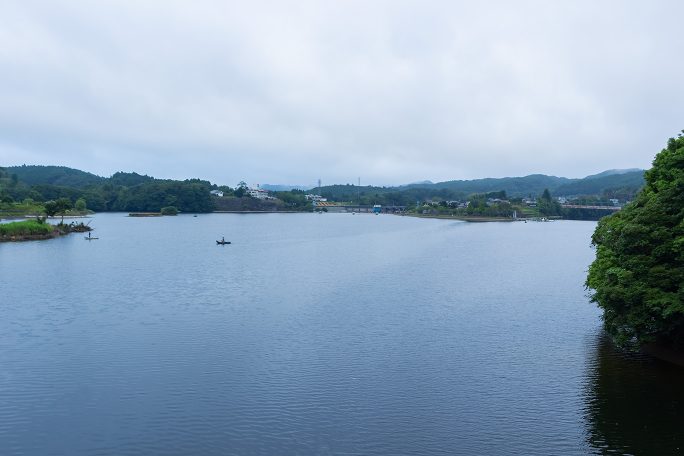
xmin=247 ymin=186 xmax=273 ymax=200
xmin=305 ymin=194 xmax=327 ymax=202
xmin=210 ymin=190 xmax=224 ymax=197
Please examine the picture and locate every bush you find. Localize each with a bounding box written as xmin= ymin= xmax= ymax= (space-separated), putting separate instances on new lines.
xmin=160 ymin=206 xmax=178 ymax=215
xmin=75 ymin=198 xmax=87 ymax=211
xmin=0 ymin=220 xmax=54 ymax=237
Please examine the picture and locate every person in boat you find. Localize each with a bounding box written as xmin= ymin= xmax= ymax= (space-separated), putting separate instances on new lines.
xmin=221 ymin=236 xmax=225 ymax=243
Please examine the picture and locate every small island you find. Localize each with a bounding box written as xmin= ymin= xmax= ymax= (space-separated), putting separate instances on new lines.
xmin=0 ymin=218 xmax=92 ymax=242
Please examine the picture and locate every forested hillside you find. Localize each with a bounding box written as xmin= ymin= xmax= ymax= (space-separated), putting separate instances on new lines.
xmin=1 ymin=166 xmax=214 ymax=213
xmin=1 ymin=164 xmax=645 ymax=215
xmin=553 ymin=171 xmax=644 ymax=196
xmin=317 ymin=169 xmax=645 ymax=204
xmin=412 ymin=174 xmax=571 ymax=196
xmin=9 ymin=165 xmax=105 ymax=188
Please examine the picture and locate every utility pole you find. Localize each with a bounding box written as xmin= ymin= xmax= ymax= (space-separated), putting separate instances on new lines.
xmin=357 ymin=177 xmax=361 ymax=206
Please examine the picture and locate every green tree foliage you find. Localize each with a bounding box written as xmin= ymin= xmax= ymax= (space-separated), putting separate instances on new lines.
xmin=1 ymin=164 xmax=645 ymax=220
xmin=109 ymin=180 xmax=214 ymax=212
xmin=319 ymin=184 xmax=468 ymax=207
xmin=43 ymin=200 xmax=59 ymax=218
xmin=234 ymin=181 xmax=248 ymax=198
xmin=7 ymin=165 xmax=105 ymax=188
xmin=108 ymin=171 xmax=153 ymax=187
xmin=463 ymin=193 xmax=514 ymax=217
xmin=537 ymin=188 xmax=562 ymax=216
xmin=55 ymin=197 xmax=73 ymax=223
xmin=586 ymin=133 xmax=684 ymax=348
xmin=554 ymin=170 xmax=644 ymax=197
xmin=160 ymin=206 xmax=178 ymax=215
xmin=0 ymin=167 xmax=215 ymax=213
xmin=30 ymin=184 xmax=81 ymax=202
xmin=276 ymin=190 xmax=312 ymax=210
xmin=75 ymin=198 xmax=87 ymax=211
xmin=0 ymin=220 xmax=53 ymax=237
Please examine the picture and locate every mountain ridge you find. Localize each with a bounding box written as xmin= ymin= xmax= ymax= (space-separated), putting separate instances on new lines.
xmin=4 ymin=165 xmax=645 ymax=198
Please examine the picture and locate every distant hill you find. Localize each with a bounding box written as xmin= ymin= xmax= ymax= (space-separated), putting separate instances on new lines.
xmin=108 ymin=171 xmax=154 ymax=187
xmin=398 ymin=170 xmax=645 ymax=198
xmin=422 ymin=174 xmax=572 ymax=197
xmin=401 ymin=180 xmax=434 ymax=186
xmin=554 ymin=170 xmax=644 ymax=196
xmin=3 ymin=164 xmax=646 ymax=209
xmin=1 ymin=165 xmax=214 ymax=213
xmin=8 ymin=165 xmax=105 ymax=188
xmin=583 ymin=168 xmax=643 ymax=180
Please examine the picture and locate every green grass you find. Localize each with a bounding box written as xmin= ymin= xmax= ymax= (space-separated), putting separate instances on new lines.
xmin=0 ymin=201 xmax=45 ymax=214
xmin=0 ymin=220 xmax=54 ymax=236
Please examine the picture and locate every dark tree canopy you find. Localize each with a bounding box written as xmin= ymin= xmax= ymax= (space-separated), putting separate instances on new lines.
xmin=587 ymin=133 xmax=684 ymax=348
xmin=537 ymin=188 xmax=562 ymax=216
xmin=43 ymin=200 xmax=59 ymax=218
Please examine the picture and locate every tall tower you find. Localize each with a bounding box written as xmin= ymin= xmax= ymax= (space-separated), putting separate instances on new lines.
xmin=357 ymin=177 xmax=361 ymax=205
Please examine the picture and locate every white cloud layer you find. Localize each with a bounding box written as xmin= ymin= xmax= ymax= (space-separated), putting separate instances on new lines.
xmin=1 ymin=0 xmax=683 ymax=186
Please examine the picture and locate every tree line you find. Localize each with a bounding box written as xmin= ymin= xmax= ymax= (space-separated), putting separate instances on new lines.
xmin=0 ymin=169 xmax=216 ymax=213
xmin=587 ymin=132 xmax=684 ymax=350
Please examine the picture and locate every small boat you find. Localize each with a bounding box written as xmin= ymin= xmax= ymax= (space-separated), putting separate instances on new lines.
xmin=216 ymin=237 xmax=231 ymax=245
xmin=85 ymin=232 xmax=99 ymax=240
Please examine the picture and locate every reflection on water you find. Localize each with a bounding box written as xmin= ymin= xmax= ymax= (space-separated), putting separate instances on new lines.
xmin=2 ymin=214 xmax=683 ymax=455
xmin=584 ymin=333 xmax=684 ymax=455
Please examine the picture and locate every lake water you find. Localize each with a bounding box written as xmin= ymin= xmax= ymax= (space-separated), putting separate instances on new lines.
xmin=1 ymin=213 xmax=683 ymax=455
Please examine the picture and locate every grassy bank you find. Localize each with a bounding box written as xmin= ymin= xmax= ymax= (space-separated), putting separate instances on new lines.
xmin=0 ymin=219 xmax=92 ymax=241
xmin=0 ymin=201 xmax=45 ymax=218
xmin=0 ymin=220 xmax=54 ymax=236
xmin=0 ymin=220 xmax=56 ymax=241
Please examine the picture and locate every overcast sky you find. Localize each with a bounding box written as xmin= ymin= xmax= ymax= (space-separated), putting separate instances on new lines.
xmin=1 ymin=1 xmax=683 ymax=187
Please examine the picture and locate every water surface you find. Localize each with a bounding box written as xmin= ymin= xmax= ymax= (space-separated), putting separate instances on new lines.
xmin=1 ymin=213 xmax=682 ymax=455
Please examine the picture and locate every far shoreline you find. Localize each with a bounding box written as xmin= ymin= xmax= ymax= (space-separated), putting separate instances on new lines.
xmin=405 ymin=213 xmax=517 ymax=222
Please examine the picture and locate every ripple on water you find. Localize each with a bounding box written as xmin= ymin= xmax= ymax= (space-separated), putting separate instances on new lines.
xmin=1 ymin=215 xmax=682 ymax=455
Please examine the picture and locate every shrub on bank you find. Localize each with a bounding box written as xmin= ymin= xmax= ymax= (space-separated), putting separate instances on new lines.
xmin=161 ymin=206 xmax=179 ymax=215
xmin=0 ymin=220 xmax=54 ymax=237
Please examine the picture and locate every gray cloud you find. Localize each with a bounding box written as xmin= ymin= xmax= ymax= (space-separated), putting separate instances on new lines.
xmin=1 ymin=0 xmax=683 ymax=186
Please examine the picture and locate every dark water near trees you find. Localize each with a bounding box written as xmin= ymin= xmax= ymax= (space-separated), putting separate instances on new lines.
xmin=1 ymin=214 xmax=682 ymax=455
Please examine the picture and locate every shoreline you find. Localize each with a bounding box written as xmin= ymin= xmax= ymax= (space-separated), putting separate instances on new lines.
xmin=212 ymin=210 xmax=305 ymax=214
xmin=405 ymin=214 xmax=517 ymax=222
xmin=0 ymin=232 xmax=59 ymax=242
xmin=0 ymin=220 xmax=92 ymax=243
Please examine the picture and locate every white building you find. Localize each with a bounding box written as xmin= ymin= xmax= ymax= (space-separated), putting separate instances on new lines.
xmin=247 ymin=187 xmax=271 ymax=199
xmin=210 ymin=190 xmax=224 ymax=197
xmin=305 ymin=194 xmax=327 ymax=202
